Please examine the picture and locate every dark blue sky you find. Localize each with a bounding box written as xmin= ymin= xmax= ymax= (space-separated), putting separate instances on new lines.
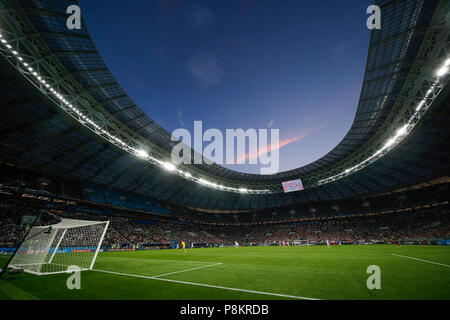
xmin=80 ymin=0 xmax=373 ymax=174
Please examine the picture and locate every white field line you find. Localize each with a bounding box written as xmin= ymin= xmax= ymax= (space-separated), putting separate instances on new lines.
xmin=152 ymin=262 xmax=223 ymax=278
xmin=92 ymin=269 xmax=320 ymax=300
xmin=392 ymin=254 xmax=450 ymax=268
xmin=101 ymin=256 xmax=220 ymax=264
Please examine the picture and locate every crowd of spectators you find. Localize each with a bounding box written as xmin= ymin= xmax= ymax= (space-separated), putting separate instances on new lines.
xmin=1 ymin=163 xmax=448 ymax=248
xmin=1 ymin=198 xmax=448 ymax=249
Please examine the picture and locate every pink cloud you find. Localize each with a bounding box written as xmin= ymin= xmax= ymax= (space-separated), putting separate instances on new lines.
xmin=234 ymin=124 xmax=325 ymax=164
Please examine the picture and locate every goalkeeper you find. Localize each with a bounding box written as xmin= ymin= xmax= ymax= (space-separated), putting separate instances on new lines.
xmin=181 ymin=241 xmax=186 ymax=253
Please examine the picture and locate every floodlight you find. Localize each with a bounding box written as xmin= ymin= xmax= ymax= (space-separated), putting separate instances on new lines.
xmin=136 ymin=149 xmax=149 ymax=159
xmin=396 ymin=125 xmax=407 ymax=137
xmin=436 ymin=66 xmax=448 ymax=77
xmin=162 ymin=162 xmax=176 ymax=171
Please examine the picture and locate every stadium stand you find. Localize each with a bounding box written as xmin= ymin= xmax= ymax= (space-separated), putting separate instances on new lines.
xmin=1 ymin=162 xmax=448 ymax=250
xmin=84 ymin=186 xmax=170 ymax=215
xmin=0 ymin=0 xmax=449 ymax=303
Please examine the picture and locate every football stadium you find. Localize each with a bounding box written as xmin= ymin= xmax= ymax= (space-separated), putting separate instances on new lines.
xmin=0 ymin=0 xmax=449 ymax=307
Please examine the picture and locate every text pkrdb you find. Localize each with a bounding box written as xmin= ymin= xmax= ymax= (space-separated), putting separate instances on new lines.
xmin=171 ymin=121 xmax=279 ymax=174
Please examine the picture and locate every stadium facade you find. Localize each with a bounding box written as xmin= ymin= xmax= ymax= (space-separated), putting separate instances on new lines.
xmin=0 ymin=0 xmax=449 ymax=220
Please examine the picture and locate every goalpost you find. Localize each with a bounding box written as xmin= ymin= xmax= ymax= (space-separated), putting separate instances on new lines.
xmin=8 ymin=218 xmax=109 ymax=275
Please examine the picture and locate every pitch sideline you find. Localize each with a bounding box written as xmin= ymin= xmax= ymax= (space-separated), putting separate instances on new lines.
xmin=152 ymin=262 xmax=223 ymax=278
xmin=92 ymin=268 xmax=320 ymax=300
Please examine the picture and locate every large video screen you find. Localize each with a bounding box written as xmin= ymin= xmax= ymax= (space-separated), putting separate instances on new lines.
xmin=282 ymin=178 xmax=304 ymax=193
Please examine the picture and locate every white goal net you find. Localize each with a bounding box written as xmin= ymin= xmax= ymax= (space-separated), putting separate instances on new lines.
xmin=293 ymin=239 xmax=309 ymax=246
xmin=9 ymin=218 xmax=109 ymax=275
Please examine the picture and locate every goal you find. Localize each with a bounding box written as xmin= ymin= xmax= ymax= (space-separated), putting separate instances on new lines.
xmin=293 ymin=239 xmax=309 ymax=246
xmin=8 ymin=218 xmax=109 ymax=275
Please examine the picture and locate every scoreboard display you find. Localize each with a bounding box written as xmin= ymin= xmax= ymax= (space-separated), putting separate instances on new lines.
xmin=281 ymin=178 xmax=304 ymax=193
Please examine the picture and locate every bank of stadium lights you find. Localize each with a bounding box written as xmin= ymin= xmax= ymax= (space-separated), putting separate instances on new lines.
xmin=318 ymin=57 xmax=449 ymax=185
xmin=125 ymin=148 xmax=252 ymax=192
xmin=195 ymin=178 xmax=244 ymax=192
xmin=1 ymin=32 xmax=267 ymax=193
xmin=135 ymin=149 xmax=149 ymax=159
xmin=1 ymin=30 xmax=448 ymax=194
xmin=436 ymin=58 xmax=450 ymax=77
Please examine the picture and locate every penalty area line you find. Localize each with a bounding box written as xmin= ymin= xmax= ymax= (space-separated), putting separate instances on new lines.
xmin=92 ymin=269 xmax=320 ymax=300
xmin=152 ymin=262 xmax=223 ymax=278
xmin=392 ymin=254 xmax=450 ymax=268
xmin=101 ymin=256 xmax=222 ymax=264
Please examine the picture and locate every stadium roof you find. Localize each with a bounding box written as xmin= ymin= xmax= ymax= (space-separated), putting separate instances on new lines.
xmin=0 ymin=0 xmax=449 ymax=210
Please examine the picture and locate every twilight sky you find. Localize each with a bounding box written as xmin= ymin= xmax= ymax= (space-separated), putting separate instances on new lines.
xmin=80 ymin=0 xmax=373 ymax=174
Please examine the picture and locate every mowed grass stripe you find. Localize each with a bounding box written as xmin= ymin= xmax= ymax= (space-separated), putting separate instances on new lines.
xmin=1 ymin=245 xmax=449 ymax=299
xmin=94 ymin=254 xmax=223 ymax=278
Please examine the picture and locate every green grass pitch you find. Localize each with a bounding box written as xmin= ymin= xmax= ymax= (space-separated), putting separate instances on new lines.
xmin=0 ymin=245 xmax=449 ymax=300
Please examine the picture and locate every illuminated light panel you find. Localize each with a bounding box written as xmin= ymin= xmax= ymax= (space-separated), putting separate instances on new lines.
xmin=135 ymin=149 xmax=149 ymax=159
xmin=436 ymin=66 xmax=448 ymax=77
xmin=318 ymin=56 xmax=449 ymax=185
xmin=162 ymin=162 xmax=176 ymax=172
xmin=6 ymin=28 xmax=444 ymax=194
